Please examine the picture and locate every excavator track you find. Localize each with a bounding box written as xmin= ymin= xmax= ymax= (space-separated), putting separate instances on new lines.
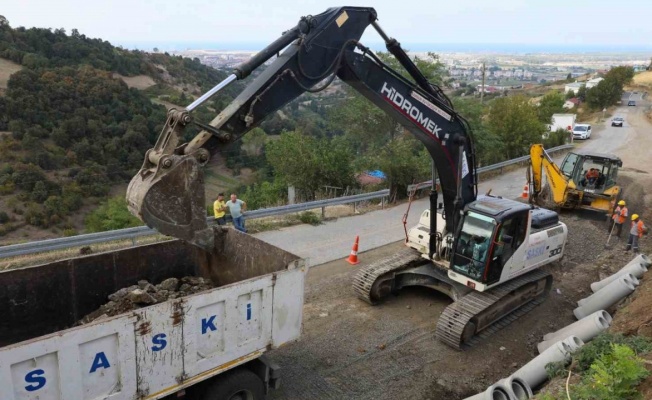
xmin=435 ymin=269 xmax=552 ymax=350
xmin=352 ymin=248 xmax=425 ymax=304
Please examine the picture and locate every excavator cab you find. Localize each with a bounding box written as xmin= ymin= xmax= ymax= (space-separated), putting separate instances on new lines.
xmin=561 ymin=152 xmax=621 ymax=193
xmin=449 ymin=197 xmax=530 ymax=288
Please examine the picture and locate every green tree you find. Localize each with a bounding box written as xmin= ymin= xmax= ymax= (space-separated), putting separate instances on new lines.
xmin=85 ymin=196 xmax=143 ymax=232
xmin=586 ymin=79 xmax=621 ymax=110
xmin=266 ymin=131 xmax=355 ymax=197
xmin=605 ymin=66 xmax=635 ymax=87
xmin=362 ymin=134 xmax=431 ymax=199
xmin=565 ymin=90 xmax=576 ymax=99
xmin=566 ymin=72 xmax=572 ymax=81
xmin=31 ymin=181 xmax=49 ymax=203
xmin=486 ymin=95 xmax=546 ymax=159
xmin=241 ymin=127 xmax=268 ymax=157
xmin=537 ymin=91 xmax=566 ymax=124
xmin=576 ymin=84 xmax=587 ymax=101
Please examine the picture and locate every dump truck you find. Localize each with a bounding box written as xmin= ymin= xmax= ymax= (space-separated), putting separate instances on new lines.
xmin=0 ymin=227 xmax=306 ymax=400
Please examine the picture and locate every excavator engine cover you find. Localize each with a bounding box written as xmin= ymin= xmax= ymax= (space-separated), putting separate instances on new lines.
xmin=530 ymin=208 xmax=559 ymax=229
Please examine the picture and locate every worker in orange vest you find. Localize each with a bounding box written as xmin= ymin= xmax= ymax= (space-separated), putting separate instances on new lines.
xmin=609 ymin=200 xmax=628 ymax=238
xmin=625 ymin=214 xmax=647 ymax=254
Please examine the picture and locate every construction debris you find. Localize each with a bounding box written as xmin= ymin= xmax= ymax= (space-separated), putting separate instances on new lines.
xmin=79 ymin=276 xmax=214 ymax=324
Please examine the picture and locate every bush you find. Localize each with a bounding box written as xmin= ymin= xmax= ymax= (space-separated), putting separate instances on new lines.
xmin=0 ymin=211 xmax=9 ymax=224
xmin=85 ymin=196 xmax=142 ymax=232
xmin=574 ymin=344 xmax=649 ymax=400
xmin=298 ymin=211 xmax=321 ymax=226
xmin=543 ymin=334 xmax=652 ymax=400
xmin=543 ymin=128 xmax=571 ymax=148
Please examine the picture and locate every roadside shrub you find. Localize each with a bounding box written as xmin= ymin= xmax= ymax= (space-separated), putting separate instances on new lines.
xmin=574 ymin=344 xmax=648 ymax=399
xmin=298 ymin=211 xmax=321 ymax=226
xmin=0 ymin=211 xmax=9 ymax=224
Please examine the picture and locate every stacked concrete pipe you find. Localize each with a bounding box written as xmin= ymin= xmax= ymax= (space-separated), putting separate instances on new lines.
xmin=496 ymin=376 xmax=533 ymax=399
xmin=578 ymin=274 xmax=639 ymax=307
xmin=574 ymin=274 xmax=638 ymax=320
xmin=590 ymin=255 xmax=649 ymax=293
xmin=462 ymin=381 xmax=512 ymax=400
xmin=537 ymin=310 xmax=611 ymax=353
xmin=511 ymin=336 xmax=584 ymax=389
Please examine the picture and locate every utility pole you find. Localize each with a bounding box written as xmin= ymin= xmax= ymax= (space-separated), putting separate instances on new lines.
xmin=480 ymin=62 xmax=486 ymax=104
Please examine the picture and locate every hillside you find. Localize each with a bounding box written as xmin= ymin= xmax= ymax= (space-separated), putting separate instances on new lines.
xmin=0 ymin=21 xmax=243 ymax=243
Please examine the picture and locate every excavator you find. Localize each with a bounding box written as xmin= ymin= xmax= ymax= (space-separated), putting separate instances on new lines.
xmin=126 ymin=6 xmax=568 ymax=350
xmin=528 ymin=144 xmax=622 ymax=216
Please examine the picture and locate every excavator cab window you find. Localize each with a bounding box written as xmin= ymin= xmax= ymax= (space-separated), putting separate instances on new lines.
xmin=560 ymin=153 xmax=579 ymax=178
xmin=451 ymin=212 xmax=497 ymax=282
xmin=487 ymin=212 xmax=528 ymax=284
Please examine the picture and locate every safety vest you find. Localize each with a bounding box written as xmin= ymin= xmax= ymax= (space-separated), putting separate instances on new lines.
xmin=613 ymin=206 xmax=628 ymax=224
xmin=631 ymin=220 xmax=645 ymax=237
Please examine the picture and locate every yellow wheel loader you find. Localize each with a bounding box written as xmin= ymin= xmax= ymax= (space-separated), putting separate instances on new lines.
xmin=529 ymin=144 xmax=622 ymax=216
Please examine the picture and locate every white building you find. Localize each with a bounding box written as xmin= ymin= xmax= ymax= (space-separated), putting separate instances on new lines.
xmin=585 ymin=77 xmax=604 ymax=89
xmin=564 ymin=82 xmax=584 ymax=94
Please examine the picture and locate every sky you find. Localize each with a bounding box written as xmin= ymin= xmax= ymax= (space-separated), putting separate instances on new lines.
xmin=4 ymin=0 xmax=652 ymax=52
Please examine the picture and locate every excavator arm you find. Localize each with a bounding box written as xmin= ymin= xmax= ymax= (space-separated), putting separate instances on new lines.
xmin=529 ymin=144 xmax=569 ymax=205
xmin=127 ymin=6 xmax=477 ymax=252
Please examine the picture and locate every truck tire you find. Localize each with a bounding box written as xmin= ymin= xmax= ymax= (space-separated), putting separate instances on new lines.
xmin=201 ymin=368 xmax=265 ymax=400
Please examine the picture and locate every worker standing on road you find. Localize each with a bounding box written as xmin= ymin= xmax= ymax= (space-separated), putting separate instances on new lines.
xmin=609 ymin=200 xmax=628 ymax=238
xmin=213 ymin=193 xmax=227 ymax=226
xmin=625 ymin=214 xmax=647 ymax=254
xmin=226 ymin=193 xmax=247 ymax=233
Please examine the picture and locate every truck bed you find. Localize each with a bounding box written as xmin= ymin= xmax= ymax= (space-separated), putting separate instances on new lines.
xmin=0 ymin=228 xmax=306 ymax=399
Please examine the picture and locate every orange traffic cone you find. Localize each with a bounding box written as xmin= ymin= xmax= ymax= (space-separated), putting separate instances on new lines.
xmin=346 ymin=236 xmax=360 ymax=265
xmin=521 ymin=184 xmax=529 ymax=199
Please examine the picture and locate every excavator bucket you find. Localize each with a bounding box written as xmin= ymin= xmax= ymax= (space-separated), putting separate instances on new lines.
xmin=126 ymin=152 xmax=215 ymax=252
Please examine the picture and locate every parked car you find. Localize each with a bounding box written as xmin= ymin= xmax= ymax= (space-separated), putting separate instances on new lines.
xmin=628 ymin=100 xmax=636 ymax=106
xmin=611 ymin=117 xmax=624 ymax=127
xmin=572 ymin=124 xmax=592 ymax=140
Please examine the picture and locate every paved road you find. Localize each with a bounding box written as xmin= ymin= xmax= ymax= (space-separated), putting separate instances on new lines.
xmin=254 ymin=93 xmax=647 ymax=266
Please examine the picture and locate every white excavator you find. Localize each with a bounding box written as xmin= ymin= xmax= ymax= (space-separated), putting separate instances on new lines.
xmin=126 ymin=6 xmax=569 ymax=350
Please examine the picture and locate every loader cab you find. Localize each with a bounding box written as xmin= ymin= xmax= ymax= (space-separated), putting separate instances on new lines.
xmin=560 ymin=152 xmax=622 ymax=192
xmin=450 ymin=197 xmax=529 ymax=287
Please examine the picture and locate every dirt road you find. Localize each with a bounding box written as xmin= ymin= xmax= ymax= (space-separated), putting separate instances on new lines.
xmin=266 ymin=94 xmax=652 ymax=399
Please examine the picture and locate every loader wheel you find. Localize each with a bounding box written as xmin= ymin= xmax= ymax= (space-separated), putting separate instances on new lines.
xmin=201 ymin=368 xmax=265 ymax=400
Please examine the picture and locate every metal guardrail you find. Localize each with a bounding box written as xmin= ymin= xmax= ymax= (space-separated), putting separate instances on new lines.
xmin=0 ymin=189 xmax=389 ymax=259
xmin=407 ymin=144 xmax=574 ymax=192
xmin=0 ymin=144 xmax=574 ymax=260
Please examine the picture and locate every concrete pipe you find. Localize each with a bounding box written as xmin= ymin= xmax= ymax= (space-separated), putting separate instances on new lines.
xmin=538 ymin=313 xmax=609 ymax=353
xmin=579 ymin=274 xmax=639 ymax=307
xmin=574 ymin=275 xmax=637 ymax=320
xmin=590 ymin=262 xmax=647 ymax=293
xmin=463 ymin=383 xmax=512 ymax=400
xmin=511 ymin=338 xmax=574 ymax=389
xmin=497 ymin=376 xmax=533 ymax=399
xmin=563 ymin=336 xmax=585 ymax=353
xmin=542 ymin=310 xmax=612 ymax=342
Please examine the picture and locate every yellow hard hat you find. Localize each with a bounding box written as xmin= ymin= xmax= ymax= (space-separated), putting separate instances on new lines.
xmin=632 ymin=214 xmax=639 ymax=221
xmin=618 ymin=200 xmax=626 ymax=206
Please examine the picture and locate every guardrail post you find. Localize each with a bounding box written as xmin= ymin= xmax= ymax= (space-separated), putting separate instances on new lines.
xmin=381 ymin=196 xmax=385 ymax=210
xmin=353 ymin=202 xmax=357 ymax=214
xmin=321 ymin=207 xmax=325 ymax=219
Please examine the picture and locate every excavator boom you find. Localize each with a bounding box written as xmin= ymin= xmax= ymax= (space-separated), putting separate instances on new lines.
xmin=529 ymin=143 xmax=569 ymax=205
xmin=127 ymin=6 xmax=477 ymax=251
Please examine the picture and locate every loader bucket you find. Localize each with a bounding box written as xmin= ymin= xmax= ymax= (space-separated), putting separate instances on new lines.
xmin=126 ymin=153 xmax=215 ymax=251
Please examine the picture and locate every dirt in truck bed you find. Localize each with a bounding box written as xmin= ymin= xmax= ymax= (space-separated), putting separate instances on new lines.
xmin=78 ymin=276 xmax=214 ymax=324
xmin=265 ymin=172 xmax=652 ymax=400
